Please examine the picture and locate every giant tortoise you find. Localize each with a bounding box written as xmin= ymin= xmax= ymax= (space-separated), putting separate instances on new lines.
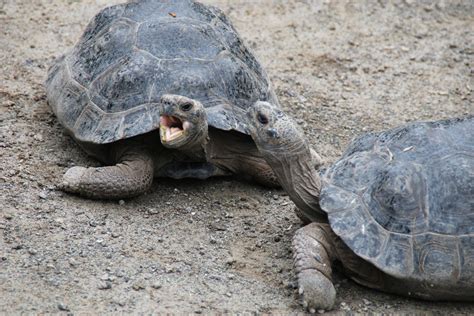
xmin=45 ymin=0 xmax=289 ymax=199
xmin=247 ymin=101 xmax=474 ymax=311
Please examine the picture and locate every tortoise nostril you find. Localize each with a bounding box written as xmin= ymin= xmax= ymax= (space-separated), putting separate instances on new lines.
xmin=266 ymin=128 xmax=278 ymax=138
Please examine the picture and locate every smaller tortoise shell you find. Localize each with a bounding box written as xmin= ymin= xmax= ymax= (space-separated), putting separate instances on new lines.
xmin=46 ymin=0 xmax=278 ymax=144
xmin=320 ymin=115 xmax=474 ymax=286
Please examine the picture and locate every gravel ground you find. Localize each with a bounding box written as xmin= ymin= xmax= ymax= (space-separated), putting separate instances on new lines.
xmin=1 ymin=0 xmax=473 ymax=314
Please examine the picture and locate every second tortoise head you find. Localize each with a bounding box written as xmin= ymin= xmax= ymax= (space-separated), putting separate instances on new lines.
xmin=247 ymin=101 xmax=309 ymax=158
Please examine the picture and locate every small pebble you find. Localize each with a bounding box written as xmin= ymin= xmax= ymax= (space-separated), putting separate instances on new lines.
xmin=33 ymin=134 xmax=44 ymax=141
xmin=98 ymin=281 xmax=112 ymax=290
xmin=100 ymin=274 xmax=110 ymax=281
xmin=148 ymin=208 xmax=159 ymax=214
xmin=132 ymin=282 xmax=145 ymax=290
xmin=69 ymin=258 xmax=78 ymax=266
xmin=57 ymin=303 xmax=69 ymax=311
xmin=112 ymin=298 xmax=126 ymax=307
xmin=151 ymin=282 xmax=162 ymax=289
xmin=118 ymin=200 xmax=125 ymax=205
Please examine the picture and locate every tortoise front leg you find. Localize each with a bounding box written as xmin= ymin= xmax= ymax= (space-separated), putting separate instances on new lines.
xmin=293 ymin=223 xmax=337 ymax=312
xmin=60 ymin=149 xmax=154 ymax=199
xmin=239 ymin=156 xmax=281 ymax=187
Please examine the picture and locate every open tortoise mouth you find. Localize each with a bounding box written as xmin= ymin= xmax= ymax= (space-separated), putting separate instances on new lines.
xmin=159 ymin=115 xmax=191 ymax=143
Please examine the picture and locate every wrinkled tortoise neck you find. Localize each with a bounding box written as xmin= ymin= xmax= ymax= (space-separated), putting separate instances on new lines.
xmin=261 ymin=143 xmax=326 ymax=222
xmin=180 ymin=120 xmax=210 ymax=160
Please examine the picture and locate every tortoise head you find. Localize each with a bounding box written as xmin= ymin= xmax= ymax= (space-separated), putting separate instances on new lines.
xmin=159 ymin=94 xmax=208 ymax=149
xmin=247 ymin=101 xmax=326 ymax=222
xmin=247 ymin=101 xmax=308 ymax=160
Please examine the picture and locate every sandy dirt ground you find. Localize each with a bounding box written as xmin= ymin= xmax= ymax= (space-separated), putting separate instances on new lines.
xmin=1 ymin=0 xmax=473 ymax=314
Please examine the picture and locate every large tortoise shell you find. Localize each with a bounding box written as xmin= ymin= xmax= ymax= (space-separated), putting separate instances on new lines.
xmin=321 ymin=115 xmax=473 ymax=286
xmin=46 ymin=0 xmax=278 ymax=144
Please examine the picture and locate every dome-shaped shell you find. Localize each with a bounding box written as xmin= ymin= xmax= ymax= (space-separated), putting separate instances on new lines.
xmin=46 ymin=0 xmax=278 ymax=144
xmin=320 ymin=115 xmax=474 ymax=286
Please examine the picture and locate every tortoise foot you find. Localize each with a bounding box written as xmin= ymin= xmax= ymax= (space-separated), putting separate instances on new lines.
xmin=61 ymin=166 xmax=87 ymax=193
xmin=297 ymin=269 xmax=336 ymax=312
xmin=293 ymin=223 xmax=338 ymax=311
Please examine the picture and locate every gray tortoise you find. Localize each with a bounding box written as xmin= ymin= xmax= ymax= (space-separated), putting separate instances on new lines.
xmin=247 ymin=102 xmax=474 ymax=311
xmin=46 ymin=0 xmax=286 ymax=199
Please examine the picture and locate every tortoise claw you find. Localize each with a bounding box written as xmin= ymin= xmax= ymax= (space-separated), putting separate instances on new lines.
xmin=297 ymin=268 xmax=336 ymax=311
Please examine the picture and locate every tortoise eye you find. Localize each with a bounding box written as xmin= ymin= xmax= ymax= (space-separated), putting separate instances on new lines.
xmin=180 ymin=102 xmax=193 ymax=112
xmin=257 ymin=112 xmax=269 ymax=125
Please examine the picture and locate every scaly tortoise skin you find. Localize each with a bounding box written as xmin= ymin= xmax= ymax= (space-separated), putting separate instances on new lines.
xmin=45 ymin=0 xmax=289 ymax=199
xmin=247 ymin=101 xmax=473 ymax=312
